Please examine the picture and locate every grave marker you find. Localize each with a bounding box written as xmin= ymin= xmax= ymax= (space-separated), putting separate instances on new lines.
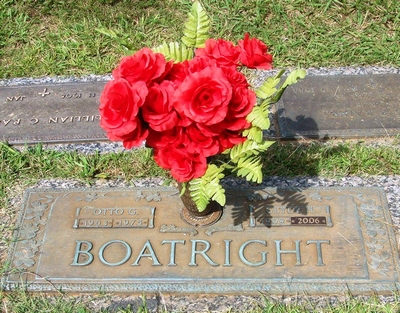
xmin=278 ymin=74 xmax=400 ymax=138
xmin=0 ymin=82 xmax=107 ymax=144
xmin=1 ymin=73 xmax=399 ymax=144
xmin=3 ymin=186 xmax=399 ymax=294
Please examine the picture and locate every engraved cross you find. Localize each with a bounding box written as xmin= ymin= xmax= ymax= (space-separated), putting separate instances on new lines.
xmin=38 ymin=88 xmax=51 ymax=97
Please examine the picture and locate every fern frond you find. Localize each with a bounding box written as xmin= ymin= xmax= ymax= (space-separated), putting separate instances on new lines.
xmin=242 ymin=126 xmax=263 ymax=143
xmin=246 ymin=101 xmax=271 ymax=130
xmin=189 ymin=164 xmax=225 ymax=211
xmin=235 ymin=155 xmax=263 ymax=183
xmin=153 ymin=42 xmax=194 ymax=62
xmin=181 ymin=1 xmax=210 ymax=48
xmin=272 ymin=69 xmax=307 ymax=102
xmin=230 ymin=139 xmax=274 ymax=163
xmin=255 ymin=69 xmax=285 ymax=99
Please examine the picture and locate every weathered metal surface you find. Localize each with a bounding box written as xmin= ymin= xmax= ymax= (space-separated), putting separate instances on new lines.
xmin=3 ymin=186 xmax=399 ymax=294
xmin=0 ymin=82 xmax=107 ymax=144
xmin=278 ymin=74 xmax=400 ymax=138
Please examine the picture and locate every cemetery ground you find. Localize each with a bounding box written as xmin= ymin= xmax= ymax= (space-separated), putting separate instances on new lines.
xmin=1 ymin=0 xmax=400 ymax=312
xmin=1 ymin=139 xmax=400 ymax=312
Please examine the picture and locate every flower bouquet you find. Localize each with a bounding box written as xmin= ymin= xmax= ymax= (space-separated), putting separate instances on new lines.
xmin=99 ymin=1 xmax=305 ymax=214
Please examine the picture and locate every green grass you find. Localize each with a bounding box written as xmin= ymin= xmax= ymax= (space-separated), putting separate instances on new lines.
xmin=1 ymin=140 xmax=400 ymax=211
xmin=0 ymin=0 xmax=399 ymax=78
xmin=0 ymin=290 xmax=399 ymax=312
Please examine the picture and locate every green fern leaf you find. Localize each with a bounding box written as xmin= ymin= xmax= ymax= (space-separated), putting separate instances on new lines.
xmin=255 ymin=69 xmax=285 ymax=99
xmin=153 ymin=42 xmax=194 ymax=62
xmin=230 ymin=139 xmax=274 ymax=163
xmin=189 ymin=164 xmax=225 ymax=211
xmin=181 ymin=1 xmax=210 ymax=48
xmin=235 ymin=156 xmax=263 ymax=183
xmin=246 ymin=102 xmax=271 ymax=130
xmin=273 ymin=69 xmax=307 ymax=102
xmin=242 ymin=126 xmax=263 ymax=143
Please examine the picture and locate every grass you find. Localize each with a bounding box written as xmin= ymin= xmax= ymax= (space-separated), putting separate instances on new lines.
xmin=0 ymin=0 xmax=399 ymax=78
xmin=0 ymin=290 xmax=399 ymax=312
xmin=1 ymin=140 xmax=400 ymax=211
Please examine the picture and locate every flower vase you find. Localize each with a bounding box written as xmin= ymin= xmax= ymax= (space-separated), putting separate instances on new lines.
xmin=178 ymin=183 xmax=223 ymax=227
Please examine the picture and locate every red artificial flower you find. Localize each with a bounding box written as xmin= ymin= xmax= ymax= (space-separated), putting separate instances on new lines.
xmin=224 ymin=65 xmax=249 ymax=88
xmin=238 ymin=33 xmax=273 ymax=70
xmin=165 ymin=61 xmax=189 ymax=84
xmin=222 ymin=86 xmax=255 ymax=131
xmin=187 ymin=55 xmax=217 ymax=74
xmin=195 ymin=38 xmax=240 ymax=68
xmin=107 ymin=118 xmax=149 ymax=149
xmin=219 ymin=66 xmax=255 ymax=130
xmin=218 ymin=129 xmax=247 ymax=152
xmin=174 ymin=65 xmax=232 ymax=125
xmin=112 ymin=48 xmax=170 ymax=84
xmin=185 ymin=124 xmax=220 ymax=157
xmin=99 ymin=79 xmax=149 ymax=148
xmin=154 ymin=147 xmax=207 ymax=182
xmin=146 ymin=126 xmax=186 ymax=150
xmin=141 ymin=81 xmax=178 ymax=132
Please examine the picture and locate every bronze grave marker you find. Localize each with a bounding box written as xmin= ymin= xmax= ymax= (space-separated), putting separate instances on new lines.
xmin=3 ymin=186 xmax=399 ymax=294
xmin=0 ymin=82 xmax=107 ymax=144
xmin=277 ymin=74 xmax=400 ymax=138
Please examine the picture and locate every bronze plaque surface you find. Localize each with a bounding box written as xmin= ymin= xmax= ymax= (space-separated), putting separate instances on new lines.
xmin=278 ymin=74 xmax=400 ymax=138
xmin=3 ymin=186 xmax=399 ymax=294
xmin=0 ymin=82 xmax=107 ymax=144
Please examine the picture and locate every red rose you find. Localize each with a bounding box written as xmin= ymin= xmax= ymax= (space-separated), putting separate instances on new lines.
xmin=99 ymin=79 xmax=149 ymax=148
xmin=112 ymin=48 xmax=169 ymax=84
xmin=146 ymin=126 xmax=186 ymax=150
xmin=218 ymin=130 xmax=247 ymax=152
xmin=195 ymin=38 xmax=240 ymax=68
xmin=238 ymin=33 xmax=273 ymax=70
xmin=107 ymin=118 xmax=148 ymax=149
xmin=187 ymin=55 xmax=217 ymax=73
xmin=222 ymin=86 xmax=255 ymax=131
xmin=154 ymin=147 xmax=207 ymax=182
xmin=174 ymin=65 xmax=232 ymax=125
xmin=224 ymin=66 xmax=249 ymax=88
xmin=217 ymin=67 xmax=255 ymax=130
xmin=165 ymin=61 xmax=189 ymax=84
xmin=142 ymin=81 xmax=178 ymax=132
xmin=186 ymin=124 xmax=220 ymax=157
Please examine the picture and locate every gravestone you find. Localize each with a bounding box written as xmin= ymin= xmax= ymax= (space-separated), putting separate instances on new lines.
xmin=3 ymin=186 xmax=399 ymax=294
xmin=0 ymin=82 xmax=107 ymax=144
xmin=1 ymin=73 xmax=399 ymax=145
xmin=278 ymin=74 xmax=400 ymax=138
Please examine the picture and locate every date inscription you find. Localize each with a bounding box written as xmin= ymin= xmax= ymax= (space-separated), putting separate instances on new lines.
xmin=251 ymin=205 xmax=333 ymax=228
xmin=73 ymin=206 xmax=155 ymax=229
xmin=77 ymin=218 xmax=149 ymax=228
xmin=262 ymin=216 xmax=327 ymax=226
xmin=291 ymin=216 xmax=327 ymax=226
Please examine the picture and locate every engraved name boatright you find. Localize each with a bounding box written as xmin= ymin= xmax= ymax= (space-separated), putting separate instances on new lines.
xmin=3 ymin=187 xmax=399 ymax=294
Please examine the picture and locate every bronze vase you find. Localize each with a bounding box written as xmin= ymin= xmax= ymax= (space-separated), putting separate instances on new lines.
xmin=178 ymin=183 xmax=223 ymax=227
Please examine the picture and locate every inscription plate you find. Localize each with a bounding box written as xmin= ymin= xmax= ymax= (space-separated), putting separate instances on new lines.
xmin=278 ymin=74 xmax=400 ymax=138
xmin=2 ymin=74 xmax=399 ymax=144
xmin=3 ymin=187 xmax=400 ymax=294
xmin=0 ymin=82 xmax=108 ymax=144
